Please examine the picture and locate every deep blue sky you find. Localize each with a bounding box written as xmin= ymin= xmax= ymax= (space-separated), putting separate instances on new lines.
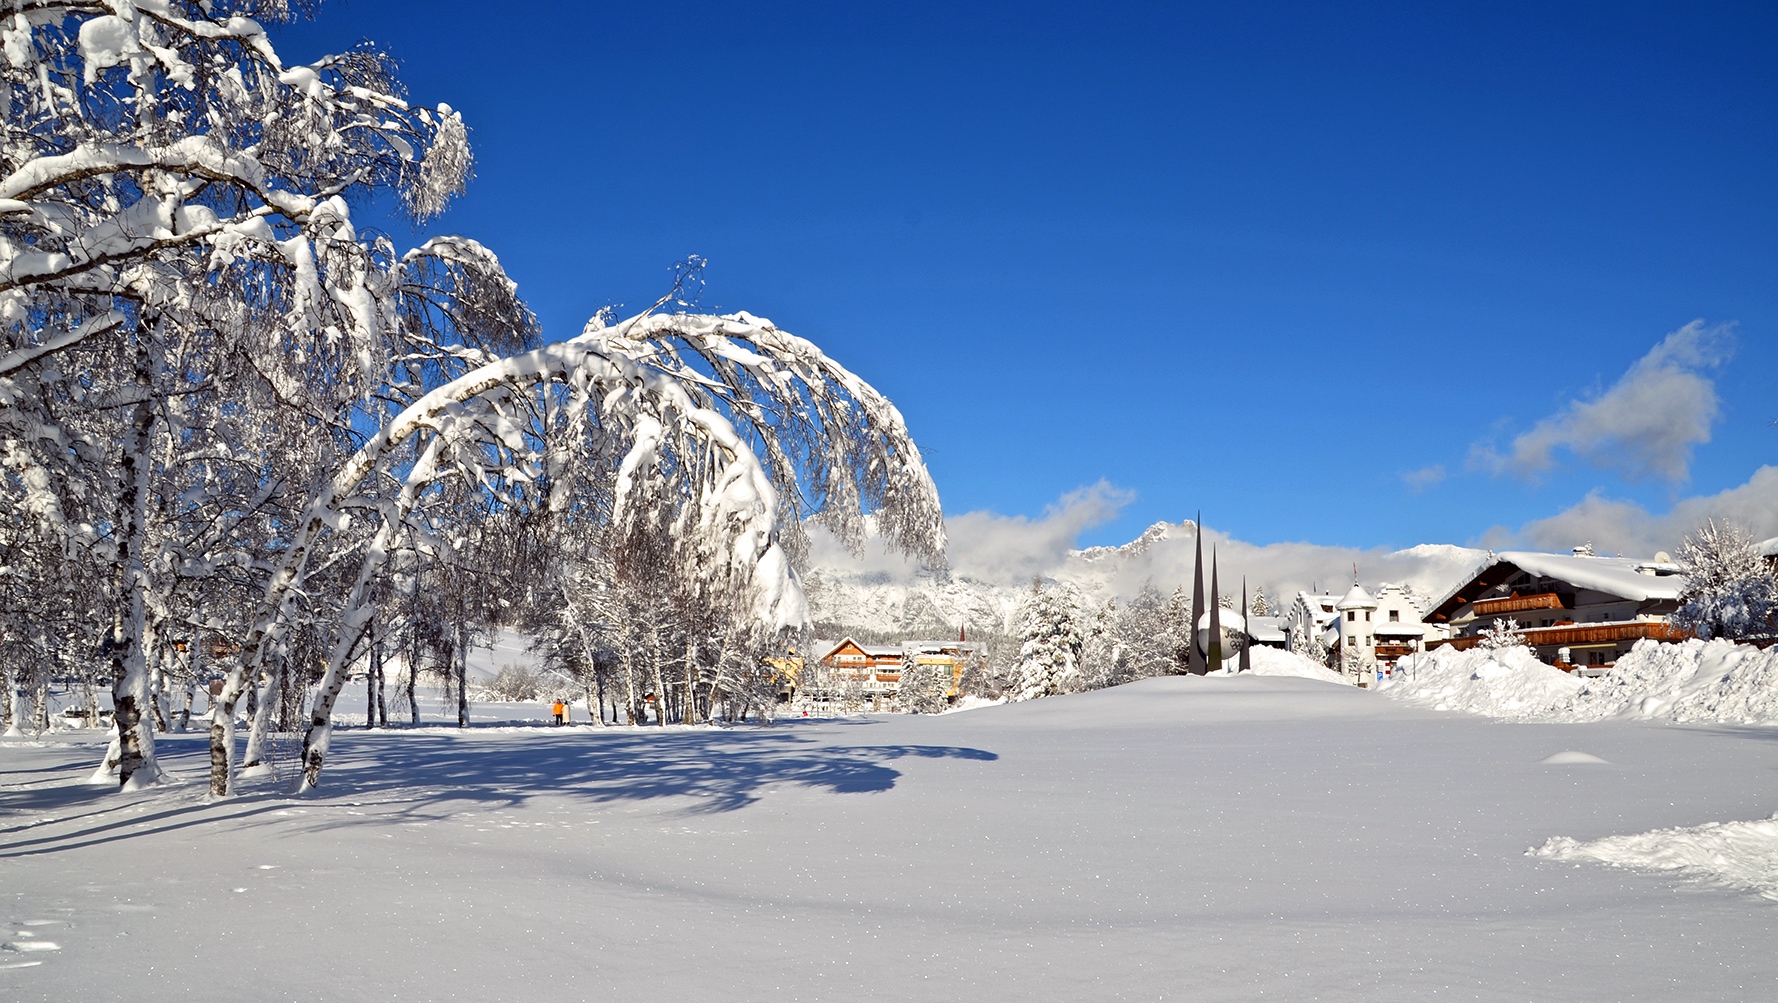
xmin=272 ymin=2 xmax=1777 ymax=551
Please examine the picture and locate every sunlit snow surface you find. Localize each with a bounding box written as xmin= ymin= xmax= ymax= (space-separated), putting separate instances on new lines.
xmin=6 ymin=675 xmax=1778 ymax=1001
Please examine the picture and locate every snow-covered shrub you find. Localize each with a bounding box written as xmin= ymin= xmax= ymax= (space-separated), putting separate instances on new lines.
xmin=1672 ymin=520 xmax=1778 ymax=641
xmin=485 ymin=664 xmax=544 ymax=702
xmin=1478 ymin=617 xmax=1527 ymax=650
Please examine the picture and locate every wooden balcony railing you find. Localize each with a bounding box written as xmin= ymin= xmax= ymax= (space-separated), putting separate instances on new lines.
xmin=1473 ymin=592 xmax=1565 ymax=616
xmin=1430 ymin=621 xmax=1687 ymax=652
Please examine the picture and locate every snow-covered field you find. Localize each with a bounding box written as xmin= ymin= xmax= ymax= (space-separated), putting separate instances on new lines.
xmin=6 ymin=673 xmax=1778 ymax=1001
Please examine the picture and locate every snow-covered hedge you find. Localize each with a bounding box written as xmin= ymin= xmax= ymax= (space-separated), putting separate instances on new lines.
xmin=1379 ymin=638 xmax=1778 ymax=725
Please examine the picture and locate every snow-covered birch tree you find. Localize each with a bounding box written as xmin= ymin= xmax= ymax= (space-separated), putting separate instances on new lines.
xmin=1 ymin=3 xmax=948 ymax=797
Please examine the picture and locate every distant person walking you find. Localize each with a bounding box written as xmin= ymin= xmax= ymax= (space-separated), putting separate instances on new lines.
xmin=551 ymin=699 xmax=565 ymax=726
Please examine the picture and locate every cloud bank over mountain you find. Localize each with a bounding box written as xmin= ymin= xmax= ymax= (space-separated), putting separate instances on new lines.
xmin=804 ymin=463 xmax=1778 ymax=634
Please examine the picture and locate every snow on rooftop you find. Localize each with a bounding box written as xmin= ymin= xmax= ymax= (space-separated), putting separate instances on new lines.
xmin=1429 ymin=550 xmax=1686 ymax=612
xmin=1335 ymin=584 xmax=1377 ymax=610
xmin=1374 ymin=623 xmax=1427 ymax=637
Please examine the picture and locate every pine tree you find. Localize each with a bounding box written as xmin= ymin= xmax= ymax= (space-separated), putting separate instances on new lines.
xmin=1165 ymin=586 xmax=1193 ymax=673
xmin=1250 ymin=586 xmax=1271 ymax=617
xmin=898 ymin=650 xmax=951 ymax=714
xmin=1014 ymin=580 xmax=1084 ymax=700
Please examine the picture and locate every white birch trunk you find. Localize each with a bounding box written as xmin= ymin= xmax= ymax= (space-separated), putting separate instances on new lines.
xmin=109 ymin=383 xmax=163 ymax=790
xmin=297 ymin=519 xmax=399 ymax=790
xmin=240 ymin=665 xmax=279 ymax=775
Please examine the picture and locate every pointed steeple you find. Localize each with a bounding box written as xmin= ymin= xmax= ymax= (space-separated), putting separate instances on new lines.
xmin=1207 ymin=547 xmax=1223 ymax=671
xmin=1188 ymin=511 xmax=1206 ymax=675
xmin=1238 ymin=576 xmax=1252 ymax=674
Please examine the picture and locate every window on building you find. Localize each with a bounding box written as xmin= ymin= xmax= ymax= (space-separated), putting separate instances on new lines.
xmin=1347 ymin=611 xmax=1355 ymax=622
xmin=1364 ymin=611 xmax=1371 ymax=621
xmin=1366 ymin=636 xmax=1372 ymax=646
xmin=1389 ymin=610 xmax=1399 ymax=622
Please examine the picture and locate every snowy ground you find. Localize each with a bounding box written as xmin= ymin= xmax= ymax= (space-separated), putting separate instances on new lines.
xmin=6 ymin=675 xmax=1778 ymax=1001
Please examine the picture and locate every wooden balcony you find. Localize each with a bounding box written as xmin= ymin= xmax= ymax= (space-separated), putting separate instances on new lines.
xmin=1430 ymin=621 xmax=1688 ymax=652
xmin=1473 ymin=592 xmax=1565 ymax=616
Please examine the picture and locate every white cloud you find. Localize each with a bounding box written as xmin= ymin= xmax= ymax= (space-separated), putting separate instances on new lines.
xmin=805 ymin=480 xmax=1134 ymax=585
xmin=1087 ymin=530 xmax=1484 ymax=606
xmin=1402 ymin=464 xmax=1446 ymax=492
xmin=1469 ymin=321 xmax=1733 ymax=483
xmin=1501 ymin=465 xmax=1778 ymax=557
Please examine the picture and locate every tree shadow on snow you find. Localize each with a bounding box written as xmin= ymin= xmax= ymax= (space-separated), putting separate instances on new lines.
xmin=0 ymin=729 xmax=998 ymax=856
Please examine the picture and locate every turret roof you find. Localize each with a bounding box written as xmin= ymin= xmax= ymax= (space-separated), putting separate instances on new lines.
xmin=1335 ymin=584 xmax=1377 ymax=610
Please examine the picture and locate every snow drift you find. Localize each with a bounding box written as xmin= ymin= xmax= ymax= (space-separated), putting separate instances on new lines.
xmin=1229 ymin=646 xmax=1352 ymax=685
xmin=1380 ymin=638 xmax=1778 ymax=726
xmin=1532 ymin=814 xmax=1778 ymax=901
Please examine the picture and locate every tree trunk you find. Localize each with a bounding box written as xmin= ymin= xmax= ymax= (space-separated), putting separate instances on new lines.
xmin=375 ymin=642 xmax=387 ymax=727
xmin=684 ymin=635 xmax=698 ymax=726
xmin=32 ymin=673 xmax=48 ymax=733
xmin=648 ymin=628 xmax=667 ymax=727
xmin=241 ymin=664 xmax=280 ymax=772
xmin=620 ymin=644 xmax=639 ymax=726
xmin=455 ymin=621 xmax=469 ymax=729
xmin=109 ymin=382 xmax=162 ymax=790
xmin=368 ymin=632 xmax=379 ymax=730
xmin=406 ymin=645 xmax=419 ymax=726
xmin=1 ymin=657 xmax=14 ymax=735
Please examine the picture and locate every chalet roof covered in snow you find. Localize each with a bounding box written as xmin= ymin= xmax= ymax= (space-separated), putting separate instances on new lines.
xmin=1760 ymin=536 xmax=1778 ymax=559
xmin=1428 ymin=550 xmax=1687 ymax=620
xmin=1335 ymin=585 xmax=1377 ymax=610
xmin=1246 ymin=615 xmax=1287 ymax=643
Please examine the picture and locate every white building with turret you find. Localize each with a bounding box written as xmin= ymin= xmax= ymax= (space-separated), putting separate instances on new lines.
xmin=1287 ymin=582 xmax=1440 ymax=684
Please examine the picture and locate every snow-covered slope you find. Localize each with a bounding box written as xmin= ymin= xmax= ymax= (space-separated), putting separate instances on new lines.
xmin=9 ymin=676 xmax=1778 ymax=1000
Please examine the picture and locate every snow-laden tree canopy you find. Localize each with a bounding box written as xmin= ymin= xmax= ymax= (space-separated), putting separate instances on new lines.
xmin=1673 ymin=520 xmax=1777 ymax=642
xmin=0 ymin=1 xmax=946 ymax=794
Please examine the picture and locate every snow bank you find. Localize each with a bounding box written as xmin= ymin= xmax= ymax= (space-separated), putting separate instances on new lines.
xmin=1380 ymin=638 xmax=1778 ymax=725
xmin=1376 ymin=644 xmax=1581 ymax=720
xmin=1531 ymin=814 xmax=1778 ymax=901
xmin=1237 ymin=646 xmax=1352 ymax=685
xmin=1559 ymin=638 xmax=1778 ymax=725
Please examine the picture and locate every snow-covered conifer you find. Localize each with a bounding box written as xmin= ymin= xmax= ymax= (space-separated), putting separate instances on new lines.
xmin=898 ymin=650 xmax=951 ymax=714
xmin=1014 ymin=580 xmax=1083 ymax=700
xmin=1250 ymin=586 xmax=1271 ymax=617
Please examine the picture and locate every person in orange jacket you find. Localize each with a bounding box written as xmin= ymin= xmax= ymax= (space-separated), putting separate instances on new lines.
xmin=551 ymin=699 xmax=564 ymax=726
